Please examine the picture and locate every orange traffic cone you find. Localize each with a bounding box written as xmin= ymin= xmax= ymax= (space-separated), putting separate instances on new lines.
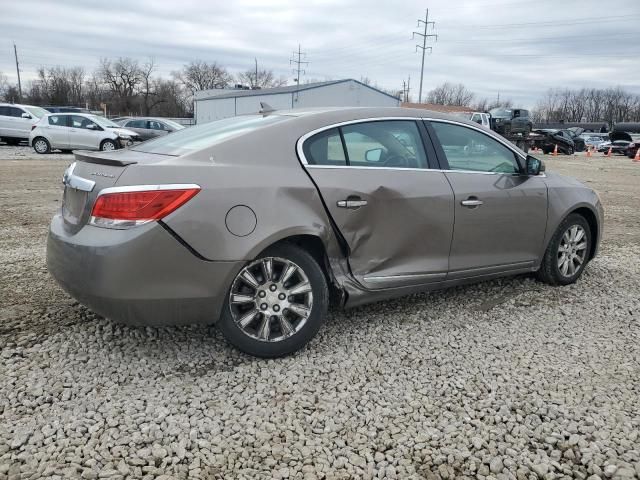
xmin=634 ymin=147 xmax=640 ymax=163
xmin=552 ymin=144 xmax=558 ymax=156
xmin=606 ymin=147 xmax=612 ymax=157
xmin=586 ymin=146 xmax=592 ymax=157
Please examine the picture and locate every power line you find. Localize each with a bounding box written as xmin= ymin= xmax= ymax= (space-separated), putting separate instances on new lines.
xmin=413 ymin=9 xmax=437 ymax=103
xmin=289 ymin=44 xmax=308 ymax=86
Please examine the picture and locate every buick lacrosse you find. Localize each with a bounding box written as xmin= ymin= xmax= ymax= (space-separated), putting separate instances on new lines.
xmin=47 ymin=107 xmax=603 ymax=357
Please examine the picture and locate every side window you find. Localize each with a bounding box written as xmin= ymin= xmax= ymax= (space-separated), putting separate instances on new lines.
xmin=48 ymin=115 xmax=66 ymax=126
xmin=9 ymin=107 xmax=23 ymax=118
xmin=431 ymin=122 xmax=521 ymax=174
xmin=0 ymin=106 xmax=8 ymax=116
xmin=341 ymin=121 xmax=428 ymax=169
xmin=149 ymin=121 xmax=165 ymax=130
xmin=303 ymin=128 xmax=346 ymax=166
xmin=126 ymin=120 xmax=146 ymax=128
xmin=70 ymin=115 xmax=98 ymax=130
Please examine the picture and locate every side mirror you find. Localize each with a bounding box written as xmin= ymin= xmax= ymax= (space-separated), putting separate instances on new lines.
xmin=21 ymin=113 xmax=31 ymax=119
xmin=86 ymin=124 xmax=97 ymax=130
xmin=365 ymin=148 xmax=383 ymax=162
xmin=526 ymin=155 xmax=545 ymax=175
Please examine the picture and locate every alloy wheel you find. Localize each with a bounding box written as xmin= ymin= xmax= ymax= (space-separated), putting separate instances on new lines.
xmin=557 ymin=225 xmax=588 ymax=277
xmin=102 ymin=141 xmax=116 ymax=151
xmin=229 ymin=257 xmax=313 ymax=342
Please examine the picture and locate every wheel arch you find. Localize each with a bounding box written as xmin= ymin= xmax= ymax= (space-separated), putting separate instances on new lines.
xmin=570 ymin=206 xmax=599 ymax=261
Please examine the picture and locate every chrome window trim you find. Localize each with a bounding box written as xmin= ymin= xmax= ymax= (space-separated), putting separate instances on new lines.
xmin=62 ymin=162 xmax=96 ymax=192
xmin=96 ymin=183 xmax=201 ymax=197
xmin=296 ymin=116 xmax=529 ymax=175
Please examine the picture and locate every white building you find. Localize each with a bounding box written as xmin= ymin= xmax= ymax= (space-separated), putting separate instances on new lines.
xmin=194 ymin=79 xmax=400 ymax=124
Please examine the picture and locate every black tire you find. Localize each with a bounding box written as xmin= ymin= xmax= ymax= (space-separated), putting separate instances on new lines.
xmin=218 ymin=243 xmax=329 ymax=358
xmin=542 ymin=147 xmax=551 ymax=155
xmin=32 ymin=137 xmax=51 ymax=154
xmin=100 ymin=139 xmax=118 ymax=151
xmin=61 ymin=149 xmax=73 ymax=154
xmin=536 ymin=214 xmax=591 ymax=286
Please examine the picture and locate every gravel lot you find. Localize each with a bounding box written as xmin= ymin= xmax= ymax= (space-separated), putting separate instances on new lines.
xmin=1 ymin=145 xmax=639 ymax=480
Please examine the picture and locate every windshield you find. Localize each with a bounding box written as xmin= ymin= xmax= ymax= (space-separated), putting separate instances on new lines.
xmin=131 ymin=114 xmax=289 ymax=156
xmin=490 ymin=108 xmax=512 ymax=118
xmin=25 ymin=106 xmax=48 ymax=118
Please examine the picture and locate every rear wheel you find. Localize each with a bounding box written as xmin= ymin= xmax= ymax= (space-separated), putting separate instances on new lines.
xmin=100 ymin=139 xmax=117 ymax=151
xmin=33 ymin=137 xmax=51 ymax=154
xmin=536 ymin=214 xmax=591 ymax=286
xmin=218 ymin=243 xmax=329 ymax=358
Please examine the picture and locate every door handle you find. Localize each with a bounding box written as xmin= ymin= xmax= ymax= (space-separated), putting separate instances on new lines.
xmin=461 ymin=198 xmax=483 ymax=207
xmin=337 ymin=198 xmax=368 ymax=209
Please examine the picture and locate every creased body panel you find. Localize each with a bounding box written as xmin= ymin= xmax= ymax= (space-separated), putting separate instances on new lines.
xmin=304 ymin=168 xmax=454 ymax=289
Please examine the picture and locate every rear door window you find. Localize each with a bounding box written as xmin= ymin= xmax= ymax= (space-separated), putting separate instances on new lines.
xmin=148 ymin=120 xmax=166 ymax=130
xmin=48 ymin=115 xmax=68 ymax=126
xmin=126 ymin=119 xmax=147 ymax=129
xmin=303 ymin=128 xmax=346 ymax=166
xmin=341 ymin=121 xmax=428 ymax=169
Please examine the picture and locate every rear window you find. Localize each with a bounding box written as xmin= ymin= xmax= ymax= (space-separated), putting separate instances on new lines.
xmin=131 ymin=115 xmax=288 ymax=156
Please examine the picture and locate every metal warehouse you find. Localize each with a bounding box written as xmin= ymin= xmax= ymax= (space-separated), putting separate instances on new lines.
xmin=193 ymin=79 xmax=400 ymax=124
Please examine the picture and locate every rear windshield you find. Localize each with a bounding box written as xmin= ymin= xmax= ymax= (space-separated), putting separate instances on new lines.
xmin=490 ymin=108 xmax=512 ymax=118
xmin=131 ymin=115 xmax=289 ymax=156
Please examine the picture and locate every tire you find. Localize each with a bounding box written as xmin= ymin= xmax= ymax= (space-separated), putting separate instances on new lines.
xmin=100 ymin=139 xmax=118 ymax=151
xmin=218 ymin=243 xmax=329 ymax=358
xmin=61 ymin=149 xmax=73 ymax=154
xmin=32 ymin=137 xmax=51 ymax=154
xmin=536 ymin=214 xmax=591 ymax=286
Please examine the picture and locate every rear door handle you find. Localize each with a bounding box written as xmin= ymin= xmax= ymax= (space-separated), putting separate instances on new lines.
xmin=461 ymin=198 xmax=483 ymax=207
xmin=337 ymin=198 xmax=368 ymax=209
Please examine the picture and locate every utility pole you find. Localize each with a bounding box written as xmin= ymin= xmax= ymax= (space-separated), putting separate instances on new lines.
xmin=289 ymin=44 xmax=308 ymax=86
xmin=407 ymin=75 xmax=411 ymax=102
xmin=13 ymin=43 xmax=22 ymax=101
xmin=413 ymin=9 xmax=437 ymax=103
xmin=402 ymin=80 xmax=407 ymax=102
xmin=254 ymin=58 xmax=258 ymax=88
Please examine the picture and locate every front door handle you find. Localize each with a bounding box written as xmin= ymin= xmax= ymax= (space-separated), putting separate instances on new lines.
xmin=461 ymin=198 xmax=483 ymax=207
xmin=337 ymin=198 xmax=368 ymax=209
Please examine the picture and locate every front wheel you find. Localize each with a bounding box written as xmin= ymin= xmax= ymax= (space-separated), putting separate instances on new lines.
xmin=33 ymin=137 xmax=51 ymax=154
xmin=536 ymin=214 xmax=591 ymax=286
xmin=218 ymin=243 xmax=329 ymax=357
xmin=100 ymin=139 xmax=118 ymax=151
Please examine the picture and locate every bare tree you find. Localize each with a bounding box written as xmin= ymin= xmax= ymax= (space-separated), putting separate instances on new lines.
xmin=0 ymin=71 xmax=11 ymax=100
xmin=237 ymin=65 xmax=287 ymax=89
xmin=99 ymin=57 xmax=143 ymax=113
xmin=173 ymin=60 xmax=232 ymax=94
xmin=426 ymin=82 xmax=474 ymax=106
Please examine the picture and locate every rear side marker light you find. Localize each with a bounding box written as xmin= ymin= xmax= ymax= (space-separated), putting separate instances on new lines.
xmin=31 ymin=125 xmax=37 ymax=130
xmin=90 ymin=184 xmax=200 ymax=229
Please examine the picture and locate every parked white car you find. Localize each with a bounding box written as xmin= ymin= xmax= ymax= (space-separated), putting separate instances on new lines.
xmin=29 ymin=113 xmax=140 ymax=154
xmin=0 ymin=103 xmax=49 ymax=144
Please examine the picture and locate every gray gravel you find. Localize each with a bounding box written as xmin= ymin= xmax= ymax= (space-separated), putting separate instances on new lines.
xmin=1 ymin=146 xmax=640 ymax=479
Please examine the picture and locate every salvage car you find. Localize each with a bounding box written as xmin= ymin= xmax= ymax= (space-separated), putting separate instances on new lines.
xmin=0 ymin=103 xmax=49 ymax=145
xmin=47 ymin=107 xmax=603 ymax=357
xmin=115 ymin=117 xmax=185 ymax=141
xmin=489 ymin=108 xmax=533 ymax=136
xmin=30 ymin=113 xmax=140 ymax=153
xmin=533 ymin=127 xmax=585 ymax=154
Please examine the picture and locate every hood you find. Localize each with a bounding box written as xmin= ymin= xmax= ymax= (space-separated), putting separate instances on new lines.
xmin=566 ymin=127 xmax=584 ymax=137
xmin=107 ymin=127 xmax=138 ymax=137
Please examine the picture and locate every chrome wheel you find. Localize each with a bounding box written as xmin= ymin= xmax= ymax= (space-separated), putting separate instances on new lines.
xmin=557 ymin=225 xmax=587 ymax=277
xmin=229 ymin=257 xmax=313 ymax=342
xmin=34 ymin=139 xmax=48 ymax=153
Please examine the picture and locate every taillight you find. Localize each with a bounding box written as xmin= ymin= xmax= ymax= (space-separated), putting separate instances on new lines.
xmin=89 ymin=184 xmax=200 ymax=229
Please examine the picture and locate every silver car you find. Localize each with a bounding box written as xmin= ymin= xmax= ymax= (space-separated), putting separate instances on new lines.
xmin=115 ymin=117 xmax=185 ymax=141
xmin=47 ymin=107 xmax=604 ymax=357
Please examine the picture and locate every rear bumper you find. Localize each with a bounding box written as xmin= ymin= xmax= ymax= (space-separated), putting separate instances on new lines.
xmin=47 ymin=213 xmax=243 ymax=326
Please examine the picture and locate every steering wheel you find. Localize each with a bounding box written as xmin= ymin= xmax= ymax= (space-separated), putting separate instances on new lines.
xmin=383 ymin=154 xmax=410 ymax=168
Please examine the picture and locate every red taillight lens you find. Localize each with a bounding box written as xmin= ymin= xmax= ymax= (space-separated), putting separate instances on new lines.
xmin=91 ymin=187 xmax=200 ymax=221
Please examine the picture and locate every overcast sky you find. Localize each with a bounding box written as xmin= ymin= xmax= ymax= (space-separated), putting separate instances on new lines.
xmin=1 ymin=0 xmax=639 ymax=107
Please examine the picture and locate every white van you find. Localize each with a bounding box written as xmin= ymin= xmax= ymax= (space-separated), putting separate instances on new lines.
xmin=0 ymin=103 xmax=49 ymax=145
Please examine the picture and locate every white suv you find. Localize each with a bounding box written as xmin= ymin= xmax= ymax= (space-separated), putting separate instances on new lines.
xmin=0 ymin=103 xmax=49 ymax=144
xmin=29 ymin=113 xmax=139 ymax=154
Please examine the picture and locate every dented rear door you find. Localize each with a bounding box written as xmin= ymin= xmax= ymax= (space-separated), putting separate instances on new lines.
xmin=299 ymin=120 xmax=454 ymax=290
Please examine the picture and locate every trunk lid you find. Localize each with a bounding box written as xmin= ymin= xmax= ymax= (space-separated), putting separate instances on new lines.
xmin=61 ymin=150 xmax=168 ymax=232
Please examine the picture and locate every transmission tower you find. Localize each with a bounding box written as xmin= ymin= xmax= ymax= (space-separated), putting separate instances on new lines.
xmin=413 ymin=9 xmax=437 ymax=103
xmin=289 ymin=44 xmax=308 ymax=86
